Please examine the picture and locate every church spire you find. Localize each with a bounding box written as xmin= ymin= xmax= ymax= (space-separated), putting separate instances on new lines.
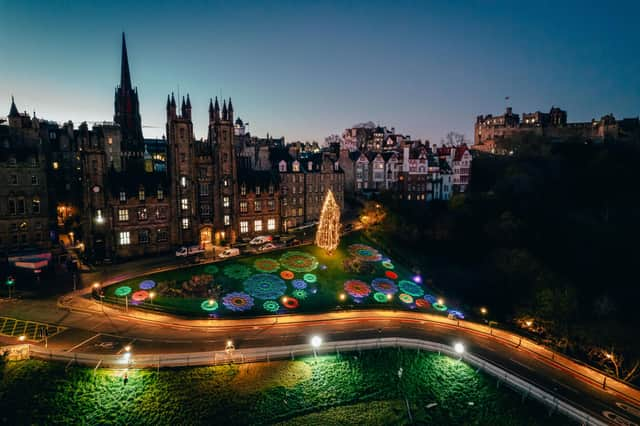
xmin=9 ymin=96 xmax=19 ymax=117
xmin=222 ymin=99 xmax=228 ymax=121
xmin=120 ymin=32 xmax=132 ymax=92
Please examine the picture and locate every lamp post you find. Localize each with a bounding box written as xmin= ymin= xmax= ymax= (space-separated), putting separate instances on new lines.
xmin=311 ymin=335 xmax=322 ymax=359
xmin=149 ymin=291 xmax=156 ymax=305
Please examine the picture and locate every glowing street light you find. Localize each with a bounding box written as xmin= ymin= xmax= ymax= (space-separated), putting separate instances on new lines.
xmin=149 ymin=291 xmax=156 ymax=305
xmin=525 ymin=320 xmax=533 ymax=327
xmin=413 ymin=275 xmax=422 ymax=284
xmin=386 ymin=293 xmax=393 ymax=301
xmin=18 ymin=335 xmax=26 ymax=342
xmin=480 ymin=307 xmax=487 ymax=315
xmin=311 ymin=335 xmax=322 ymax=358
xmin=124 ymin=345 xmax=131 ymax=352
xmin=92 ymin=282 xmax=100 ymax=289
xmin=454 ymin=342 xmax=465 ymax=355
xmin=339 ymin=293 xmax=346 ymax=301
xmin=208 ymin=298 xmax=215 ymax=307
xmin=437 ymin=298 xmax=444 ymax=305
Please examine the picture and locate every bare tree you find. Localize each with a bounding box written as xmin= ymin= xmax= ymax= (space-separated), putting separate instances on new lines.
xmin=588 ymin=347 xmax=640 ymax=382
xmin=441 ymin=131 xmax=469 ymax=146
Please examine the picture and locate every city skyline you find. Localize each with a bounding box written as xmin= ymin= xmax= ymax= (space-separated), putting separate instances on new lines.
xmin=2 ymin=0 xmax=639 ymax=143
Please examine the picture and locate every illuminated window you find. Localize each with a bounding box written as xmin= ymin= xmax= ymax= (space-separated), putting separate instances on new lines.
xmin=240 ymin=221 xmax=248 ymax=233
xmin=224 ymin=215 xmax=230 ymax=226
xmin=240 ymin=201 xmax=248 ymax=213
xmin=181 ymin=198 xmax=189 ymax=210
xmin=119 ymin=231 xmax=130 ymax=246
xmin=254 ymin=200 xmax=261 ymax=212
xmin=181 ymin=218 xmax=190 ymax=229
xmin=180 ymin=176 xmax=187 ymax=188
xmin=52 ymin=161 xmax=59 ymax=170
xmin=240 ymin=184 xmax=246 ymax=196
xmin=223 ymin=179 xmax=229 ymax=187
xmin=223 ymin=196 xmax=230 ymax=208
xmin=119 ymin=191 xmax=126 ymax=202
xmin=254 ymin=220 xmax=262 ymax=232
xmin=32 ymin=198 xmax=40 ymax=214
xmin=139 ymin=229 xmax=149 ymax=244
xmin=157 ymin=188 xmax=164 ymax=200
xmin=268 ymin=199 xmax=275 ymax=210
xmin=138 ymin=207 xmax=148 ymax=221
xmin=267 ymin=218 xmax=276 ymax=231
xmin=256 ymin=186 xmax=261 ymax=196
xmin=118 ymin=209 xmax=129 ymax=221
xmin=138 ymin=188 xmax=145 ymax=201
xmin=157 ymin=229 xmax=168 ymax=242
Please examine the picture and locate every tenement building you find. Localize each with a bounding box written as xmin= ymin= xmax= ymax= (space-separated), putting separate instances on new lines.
xmin=1 ymin=34 xmax=344 ymax=264
xmin=473 ymin=106 xmax=640 ymax=153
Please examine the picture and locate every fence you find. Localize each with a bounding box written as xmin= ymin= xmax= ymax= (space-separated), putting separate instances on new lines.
xmin=23 ymin=337 xmax=606 ymax=426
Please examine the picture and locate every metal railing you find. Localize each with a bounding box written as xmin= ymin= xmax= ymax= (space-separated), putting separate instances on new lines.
xmin=23 ymin=337 xmax=607 ymax=425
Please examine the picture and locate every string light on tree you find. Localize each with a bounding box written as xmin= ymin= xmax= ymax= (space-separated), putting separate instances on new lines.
xmin=315 ymin=189 xmax=341 ymax=254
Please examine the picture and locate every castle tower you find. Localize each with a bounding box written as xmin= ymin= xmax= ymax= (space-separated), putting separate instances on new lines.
xmin=114 ymin=33 xmax=144 ymax=158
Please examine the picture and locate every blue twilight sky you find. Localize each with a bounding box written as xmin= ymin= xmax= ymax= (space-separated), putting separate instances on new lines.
xmin=1 ymin=0 xmax=639 ymax=143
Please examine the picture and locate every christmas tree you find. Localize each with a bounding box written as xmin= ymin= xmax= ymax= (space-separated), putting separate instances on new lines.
xmin=315 ymin=189 xmax=341 ymax=254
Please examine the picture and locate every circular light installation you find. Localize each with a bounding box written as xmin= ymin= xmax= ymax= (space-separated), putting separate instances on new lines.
xmin=222 ymin=292 xmax=255 ymax=312
xmin=381 ymin=260 xmax=394 ymax=269
xmin=254 ymin=258 xmax=280 ymax=273
xmin=448 ymin=310 xmax=465 ymax=319
xmin=398 ymin=293 xmax=414 ymax=304
xmin=292 ymin=289 xmax=308 ymax=299
xmin=243 ymin=273 xmax=287 ymax=300
xmin=398 ymin=280 xmax=424 ymax=297
xmin=415 ymin=298 xmax=430 ymax=309
xmin=280 ymin=270 xmax=294 ymax=280
xmin=281 ymin=296 xmax=299 ymax=309
xmin=223 ymin=264 xmax=253 ymax=280
xmin=373 ymin=292 xmax=388 ymax=303
xmin=292 ymin=279 xmax=307 ymax=290
xmin=139 ymin=280 xmax=156 ymax=290
xmin=433 ymin=302 xmax=448 ymax=311
xmin=303 ymin=273 xmax=317 ymax=283
xmin=371 ymin=278 xmax=398 ymax=295
xmin=343 ymin=280 xmax=372 ymax=298
xmin=131 ymin=290 xmax=149 ymax=302
xmin=262 ymin=300 xmax=279 ymax=312
xmin=385 ymin=270 xmax=398 ymax=280
xmin=424 ymin=294 xmax=437 ymax=304
xmin=203 ymin=265 xmax=219 ymax=274
xmin=279 ymin=251 xmax=318 ymax=273
xmin=200 ymin=299 xmax=219 ymax=311
xmin=114 ymin=286 xmax=132 ymax=297
xmin=348 ymin=244 xmax=382 ymax=262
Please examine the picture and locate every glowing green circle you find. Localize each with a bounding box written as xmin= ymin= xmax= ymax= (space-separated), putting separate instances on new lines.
xmin=373 ymin=292 xmax=388 ymax=303
xmin=399 ymin=293 xmax=414 ymax=304
xmin=398 ymin=280 xmax=424 ymax=297
xmin=381 ymin=261 xmax=394 ymax=269
xmin=204 ymin=265 xmax=219 ymax=274
xmin=433 ymin=303 xmax=448 ymax=311
xmin=114 ymin=286 xmax=132 ymax=297
xmin=263 ymin=300 xmax=279 ymax=312
xmin=200 ymin=300 xmax=219 ymax=311
xmin=292 ymin=289 xmax=308 ymax=299
xmin=303 ymin=273 xmax=317 ymax=283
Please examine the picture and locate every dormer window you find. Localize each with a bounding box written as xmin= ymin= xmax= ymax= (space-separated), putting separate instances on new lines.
xmin=157 ymin=187 xmax=164 ymax=200
xmin=240 ymin=184 xmax=246 ymax=196
xmin=278 ymin=161 xmax=287 ymax=172
xmin=292 ymin=161 xmax=300 ymax=172
xmin=256 ymin=186 xmax=261 ymax=196
xmin=308 ymin=161 xmax=313 ymax=171
xmin=119 ymin=191 xmax=126 ymax=202
xmin=138 ymin=187 xmax=145 ymax=201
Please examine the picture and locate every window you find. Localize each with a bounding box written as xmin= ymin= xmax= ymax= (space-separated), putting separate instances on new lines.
xmin=180 ymin=176 xmax=187 ymax=188
xmin=254 ymin=200 xmax=262 ymax=212
xmin=8 ymin=199 xmax=15 ymax=215
xmin=181 ymin=198 xmax=189 ymax=210
xmin=155 ymin=207 xmax=166 ymax=220
xmin=118 ymin=208 xmax=129 ymax=221
xmin=256 ymin=186 xmax=261 ymax=196
xmin=119 ymin=231 xmax=130 ymax=246
xmin=30 ymin=156 xmax=38 ymax=167
xmin=157 ymin=188 xmax=164 ymax=200
xmin=181 ymin=218 xmax=190 ymax=229
xmin=268 ymin=199 xmax=275 ymax=211
xmin=16 ymin=199 xmax=25 ymax=215
xmin=9 ymin=175 xmax=17 ymax=185
xmin=31 ymin=176 xmax=38 ymax=185
xmin=298 ymin=207 xmax=303 ymax=216
xmin=292 ymin=161 xmax=300 ymax=172
xmin=139 ymin=229 xmax=149 ymax=244
xmin=138 ymin=188 xmax=145 ymax=201
xmin=8 ymin=156 xmax=16 ymax=166
xmin=199 ymin=183 xmax=209 ymax=196
xmin=32 ymin=198 xmax=40 ymax=214
xmin=223 ymin=179 xmax=229 ymax=187
xmin=119 ymin=191 xmax=126 ymax=202
xmin=224 ymin=215 xmax=230 ymax=226
xmin=240 ymin=184 xmax=246 ymax=196
xmin=200 ymin=204 xmax=211 ymax=216
xmin=199 ymin=167 xmax=207 ymax=179
xmin=240 ymin=201 xmax=248 ymax=213
xmin=157 ymin=229 xmax=168 ymax=242
xmin=254 ymin=220 xmax=262 ymax=232
xmin=240 ymin=221 xmax=249 ymax=233
xmin=138 ymin=207 xmax=148 ymax=221
xmin=268 ymin=184 xmax=274 ymax=194
xmin=223 ymin=196 xmax=230 ymax=208
xmin=267 ymin=218 xmax=276 ymax=231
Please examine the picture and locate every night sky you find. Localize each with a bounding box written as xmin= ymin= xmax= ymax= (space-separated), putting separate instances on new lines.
xmin=1 ymin=0 xmax=638 ymax=143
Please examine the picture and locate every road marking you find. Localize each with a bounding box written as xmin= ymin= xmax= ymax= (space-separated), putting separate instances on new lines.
xmin=68 ymin=333 xmax=101 ymax=352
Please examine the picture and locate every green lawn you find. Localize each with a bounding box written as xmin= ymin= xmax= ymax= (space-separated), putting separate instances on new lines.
xmin=0 ymin=349 xmax=570 ymax=425
xmin=101 ymin=233 xmax=464 ymax=319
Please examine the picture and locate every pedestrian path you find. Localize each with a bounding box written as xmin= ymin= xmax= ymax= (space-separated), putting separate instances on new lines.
xmin=0 ymin=316 xmax=66 ymax=342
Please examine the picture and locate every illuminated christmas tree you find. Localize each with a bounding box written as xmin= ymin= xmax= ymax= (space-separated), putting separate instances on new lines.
xmin=315 ymin=189 xmax=341 ymax=254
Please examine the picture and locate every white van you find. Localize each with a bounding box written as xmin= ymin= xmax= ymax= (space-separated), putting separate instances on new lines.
xmin=218 ymin=248 xmax=240 ymax=258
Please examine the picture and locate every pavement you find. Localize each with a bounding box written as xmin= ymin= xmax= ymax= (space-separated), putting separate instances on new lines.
xmin=0 ymin=255 xmax=638 ymax=425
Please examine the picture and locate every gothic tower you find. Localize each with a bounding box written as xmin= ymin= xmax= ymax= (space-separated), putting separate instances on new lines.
xmin=114 ymin=33 xmax=144 ymax=162
xmin=166 ymin=92 xmax=199 ymax=246
xmin=211 ymin=97 xmax=238 ymax=242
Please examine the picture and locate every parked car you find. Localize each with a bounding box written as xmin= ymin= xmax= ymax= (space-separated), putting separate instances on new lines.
xmin=218 ymin=248 xmax=240 ymax=259
xmin=257 ymin=242 xmax=278 ymax=252
xmin=249 ymin=235 xmax=273 ymax=246
xmin=175 ymin=245 xmax=205 ymax=257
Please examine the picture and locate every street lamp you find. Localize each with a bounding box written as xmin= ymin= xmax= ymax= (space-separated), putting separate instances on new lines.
xmin=454 ymin=342 xmax=465 ymax=355
xmin=480 ymin=307 xmax=487 ymax=315
xmin=525 ymin=320 xmax=533 ymax=327
xmin=386 ymin=293 xmax=393 ymax=301
xmin=18 ymin=335 xmax=26 ymax=342
xmin=339 ymin=293 xmax=346 ymax=301
xmin=149 ymin=291 xmax=156 ymax=305
xmin=437 ymin=298 xmax=444 ymax=305
xmin=311 ymin=335 xmax=322 ymax=358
